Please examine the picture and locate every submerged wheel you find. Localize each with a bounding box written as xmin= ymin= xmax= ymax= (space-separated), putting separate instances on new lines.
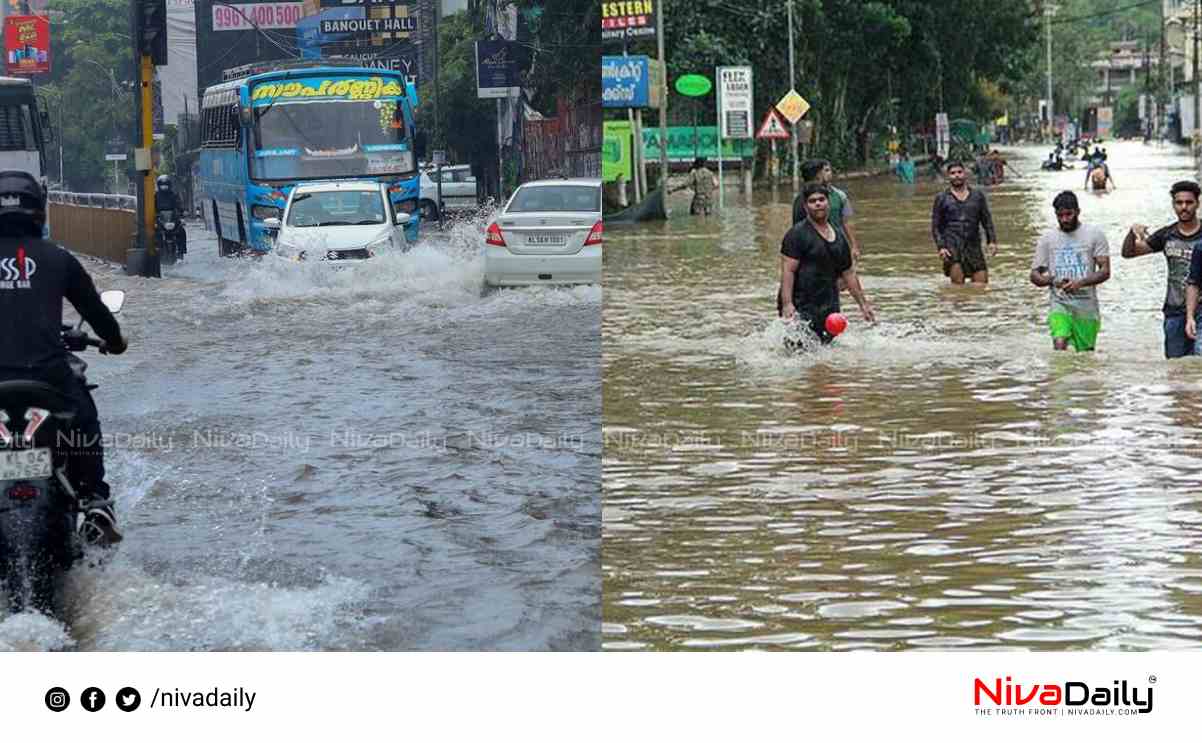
xmin=419 ymin=200 xmax=439 ymax=222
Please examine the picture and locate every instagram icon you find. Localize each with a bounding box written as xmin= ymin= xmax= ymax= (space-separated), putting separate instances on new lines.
xmin=44 ymin=687 xmax=70 ymax=712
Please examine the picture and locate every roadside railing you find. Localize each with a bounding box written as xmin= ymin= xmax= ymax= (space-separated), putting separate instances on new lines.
xmin=47 ymin=191 xmax=136 ymax=263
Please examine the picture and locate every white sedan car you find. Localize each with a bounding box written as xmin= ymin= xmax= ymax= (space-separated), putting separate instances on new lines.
xmin=265 ymin=181 xmax=411 ymax=262
xmin=483 ymin=178 xmax=601 ymax=287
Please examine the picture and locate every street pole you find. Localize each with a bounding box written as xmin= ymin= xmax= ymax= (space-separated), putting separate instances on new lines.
xmin=1046 ymin=4 xmax=1054 ymax=140
xmin=1195 ymin=0 xmax=1200 ymax=155
xmin=1160 ymin=0 xmax=1167 ymax=141
xmin=141 ymin=52 xmax=158 ymax=275
xmin=496 ymin=98 xmax=504 ymax=200
xmin=787 ymin=0 xmax=798 ymax=192
xmin=656 ymin=0 xmax=668 ymax=193
xmin=58 ymin=95 xmax=63 ymax=187
xmin=716 ymin=69 xmax=723 ymax=210
xmin=433 ymin=3 xmax=443 ymax=226
xmin=126 ymin=2 xmax=158 ymax=278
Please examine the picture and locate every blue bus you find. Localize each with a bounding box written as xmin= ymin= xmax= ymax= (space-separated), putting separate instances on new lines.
xmin=198 ymin=63 xmax=421 ymax=256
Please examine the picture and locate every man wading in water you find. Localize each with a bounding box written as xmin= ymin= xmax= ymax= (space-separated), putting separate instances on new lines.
xmin=1030 ymin=191 xmax=1111 ymax=352
xmin=1124 ymin=180 xmax=1202 ymax=358
xmin=931 ymin=160 xmax=999 ymax=284
xmin=672 ymin=157 xmax=718 ymax=216
xmin=778 ymin=183 xmax=876 ymax=348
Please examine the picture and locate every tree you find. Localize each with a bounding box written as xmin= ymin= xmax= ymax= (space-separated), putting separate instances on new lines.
xmin=633 ymin=0 xmax=1039 ymax=171
xmin=45 ymin=0 xmax=137 ymax=192
xmin=416 ymin=9 xmax=496 ymax=168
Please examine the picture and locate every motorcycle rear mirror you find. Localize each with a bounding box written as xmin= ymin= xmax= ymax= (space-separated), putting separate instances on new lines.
xmin=100 ymin=290 xmax=126 ymax=315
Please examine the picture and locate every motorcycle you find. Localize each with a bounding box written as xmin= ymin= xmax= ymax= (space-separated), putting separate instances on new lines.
xmin=0 ymin=290 xmax=125 ymax=616
xmin=156 ymin=209 xmax=184 ymax=266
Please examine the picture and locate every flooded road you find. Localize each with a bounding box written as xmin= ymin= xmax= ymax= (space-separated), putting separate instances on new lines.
xmin=603 ymin=142 xmax=1202 ymax=650
xmin=1 ymin=217 xmax=600 ymax=650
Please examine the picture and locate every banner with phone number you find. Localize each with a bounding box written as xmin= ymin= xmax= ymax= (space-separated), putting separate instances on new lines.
xmin=212 ymin=2 xmax=304 ymax=31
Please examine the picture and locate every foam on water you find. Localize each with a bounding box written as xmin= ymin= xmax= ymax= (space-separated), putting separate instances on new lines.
xmin=62 ymin=554 xmax=373 ymax=650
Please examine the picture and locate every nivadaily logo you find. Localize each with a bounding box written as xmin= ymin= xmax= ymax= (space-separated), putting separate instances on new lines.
xmin=974 ymin=675 xmax=1155 ymax=717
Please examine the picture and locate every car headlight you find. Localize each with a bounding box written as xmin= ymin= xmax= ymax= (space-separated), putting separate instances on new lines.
xmin=252 ymin=204 xmax=282 ymax=221
xmin=365 ymin=235 xmax=392 ymax=253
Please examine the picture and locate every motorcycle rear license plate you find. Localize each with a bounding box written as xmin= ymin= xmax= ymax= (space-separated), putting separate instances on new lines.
xmin=0 ymin=448 xmax=52 ymax=480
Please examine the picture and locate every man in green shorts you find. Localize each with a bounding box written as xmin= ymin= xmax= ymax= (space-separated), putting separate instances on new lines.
xmin=1029 ymin=191 xmax=1111 ymax=351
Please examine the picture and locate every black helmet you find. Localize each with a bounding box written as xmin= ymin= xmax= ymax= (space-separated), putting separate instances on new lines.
xmin=156 ymin=174 xmax=171 ymax=190
xmin=0 ymin=170 xmax=46 ymax=229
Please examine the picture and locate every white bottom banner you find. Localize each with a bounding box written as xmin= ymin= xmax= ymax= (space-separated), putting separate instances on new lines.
xmin=0 ymin=652 xmax=1189 ymax=740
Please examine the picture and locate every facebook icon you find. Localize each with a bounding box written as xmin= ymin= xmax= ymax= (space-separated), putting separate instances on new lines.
xmin=81 ymin=687 xmax=106 ymax=712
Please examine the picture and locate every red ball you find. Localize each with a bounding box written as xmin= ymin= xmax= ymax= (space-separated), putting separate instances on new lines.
xmin=825 ymin=312 xmax=848 ymax=336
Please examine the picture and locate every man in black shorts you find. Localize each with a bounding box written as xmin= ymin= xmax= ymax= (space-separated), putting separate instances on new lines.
xmin=931 ymin=160 xmax=999 ymax=284
xmin=779 ymin=183 xmax=876 ymax=347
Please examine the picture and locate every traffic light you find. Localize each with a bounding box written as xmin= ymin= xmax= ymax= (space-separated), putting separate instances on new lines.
xmin=136 ymin=0 xmax=167 ymax=65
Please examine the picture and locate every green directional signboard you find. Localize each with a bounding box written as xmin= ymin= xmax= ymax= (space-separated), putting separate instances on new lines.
xmin=642 ymin=126 xmax=755 ymax=162
xmin=675 ymin=74 xmax=711 ymax=97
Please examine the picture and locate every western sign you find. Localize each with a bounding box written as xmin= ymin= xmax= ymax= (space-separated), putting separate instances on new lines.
xmin=601 ymin=0 xmax=656 ymax=43
xmin=320 ymin=17 xmax=416 ymax=34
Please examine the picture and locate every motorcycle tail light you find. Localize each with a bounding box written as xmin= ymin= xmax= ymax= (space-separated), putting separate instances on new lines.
xmin=0 ymin=410 xmax=11 ymax=446
xmin=23 ymin=407 xmax=49 ymax=442
xmin=7 ymin=484 xmax=39 ymax=501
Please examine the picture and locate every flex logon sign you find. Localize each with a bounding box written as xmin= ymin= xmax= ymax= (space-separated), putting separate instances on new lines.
xmin=974 ymin=676 xmax=1155 ymax=716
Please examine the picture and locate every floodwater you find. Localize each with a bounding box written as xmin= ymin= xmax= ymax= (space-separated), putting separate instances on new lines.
xmin=603 ymin=141 xmax=1202 ymax=650
xmin=0 ymin=215 xmax=600 ymax=650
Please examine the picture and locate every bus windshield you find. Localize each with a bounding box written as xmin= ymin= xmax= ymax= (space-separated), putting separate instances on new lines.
xmin=250 ymin=96 xmax=413 ymax=181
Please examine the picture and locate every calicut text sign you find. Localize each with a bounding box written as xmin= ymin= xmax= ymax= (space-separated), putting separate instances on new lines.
xmin=602 ymin=55 xmax=651 ymax=108
xmin=717 ymin=66 xmax=753 ymax=139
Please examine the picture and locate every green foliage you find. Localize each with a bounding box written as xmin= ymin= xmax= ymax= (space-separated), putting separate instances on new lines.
xmin=631 ymin=0 xmax=1039 ymax=169
xmin=44 ymin=0 xmax=138 ymax=192
xmin=416 ymin=9 xmax=496 ymax=165
xmin=512 ymin=0 xmax=599 ymax=113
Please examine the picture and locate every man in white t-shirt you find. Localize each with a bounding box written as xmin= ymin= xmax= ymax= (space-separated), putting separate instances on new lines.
xmin=1029 ymin=191 xmax=1111 ymax=351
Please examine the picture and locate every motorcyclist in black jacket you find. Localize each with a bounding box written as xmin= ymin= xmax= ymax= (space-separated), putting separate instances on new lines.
xmin=0 ymin=171 xmax=128 ymax=545
xmin=155 ymin=174 xmax=187 ymax=256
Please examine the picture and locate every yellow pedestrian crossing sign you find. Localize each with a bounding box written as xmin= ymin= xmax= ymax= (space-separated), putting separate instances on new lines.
xmin=756 ymin=107 xmax=790 ymax=140
xmin=776 ymin=89 xmax=810 ymax=124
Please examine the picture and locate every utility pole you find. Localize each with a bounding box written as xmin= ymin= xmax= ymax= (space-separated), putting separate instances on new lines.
xmin=433 ymin=1 xmax=443 ymax=226
xmin=1160 ymin=0 xmax=1167 ymax=140
xmin=787 ymin=0 xmax=798 ymax=192
xmin=1046 ymin=3 xmax=1055 ymax=140
xmin=656 ymin=0 xmax=668 ymax=193
xmin=1195 ymin=0 xmax=1200 ymax=152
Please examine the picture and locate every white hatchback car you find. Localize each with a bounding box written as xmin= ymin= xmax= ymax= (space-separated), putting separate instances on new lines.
xmin=265 ymin=180 xmax=411 ymax=262
xmin=483 ymin=178 xmax=601 ymax=286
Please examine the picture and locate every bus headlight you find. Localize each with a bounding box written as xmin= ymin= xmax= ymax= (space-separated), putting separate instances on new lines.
xmin=252 ymin=204 xmax=282 ymax=221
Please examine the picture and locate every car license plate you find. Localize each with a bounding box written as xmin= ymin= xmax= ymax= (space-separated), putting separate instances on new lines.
xmin=527 ymin=233 xmax=567 ymax=246
xmin=0 ymin=448 xmax=52 ymax=480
